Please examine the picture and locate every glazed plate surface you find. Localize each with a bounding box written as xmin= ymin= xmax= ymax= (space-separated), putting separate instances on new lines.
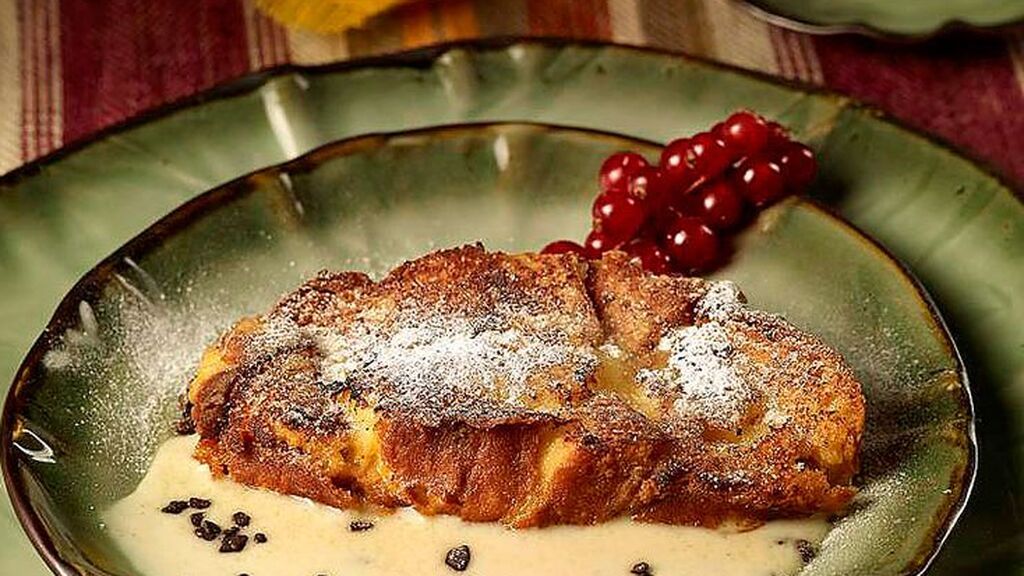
xmin=4 ymin=123 xmax=973 ymax=576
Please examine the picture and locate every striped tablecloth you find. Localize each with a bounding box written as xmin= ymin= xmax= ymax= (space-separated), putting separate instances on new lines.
xmin=2 ymin=0 xmax=1023 ymax=185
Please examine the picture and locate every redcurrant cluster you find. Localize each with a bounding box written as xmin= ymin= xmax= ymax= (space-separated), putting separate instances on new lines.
xmin=541 ymin=111 xmax=818 ymax=275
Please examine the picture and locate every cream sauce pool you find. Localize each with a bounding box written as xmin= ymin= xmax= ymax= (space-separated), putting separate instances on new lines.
xmin=104 ymin=436 xmax=828 ymax=576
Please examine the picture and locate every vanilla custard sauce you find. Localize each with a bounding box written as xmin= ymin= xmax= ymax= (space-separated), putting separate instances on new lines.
xmin=104 ymin=436 xmax=827 ymax=576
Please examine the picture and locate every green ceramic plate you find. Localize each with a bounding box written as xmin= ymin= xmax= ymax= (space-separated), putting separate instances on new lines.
xmin=0 ymin=40 xmax=1019 ymax=575
xmin=738 ymin=0 xmax=1024 ymax=37
xmin=2 ymin=122 xmax=973 ymax=576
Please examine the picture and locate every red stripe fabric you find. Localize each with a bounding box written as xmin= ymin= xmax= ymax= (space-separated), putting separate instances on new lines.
xmin=813 ymin=34 xmax=1024 ymax=184
xmin=18 ymin=0 xmax=30 ymax=160
xmin=252 ymin=7 xmax=290 ymax=68
xmin=526 ymin=0 xmax=611 ymax=38
xmin=42 ymin=0 xmax=58 ymax=155
xmin=59 ymin=0 xmax=249 ymax=145
xmin=768 ymin=27 xmax=793 ymax=79
xmin=36 ymin=1 xmax=48 ymax=155
xmin=253 ymin=7 xmax=268 ymax=67
xmin=40 ymin=1 xmax=51 ymax=153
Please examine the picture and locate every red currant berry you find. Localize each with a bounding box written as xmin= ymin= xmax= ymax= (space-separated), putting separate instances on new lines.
xmin=627 ymin=166 xmax=668 ymax=206
xmin=734 ymin=158 xmax=786 ymax=207
xmin=765 ymin=121 xmax=790 ymax=150
xmin=639 ymin=206 xmax=679 ymax=241
xmin=592 ymin=190 xmax=646 ymax=243
xmin=625 ymin=240 xmax=673 ymax=275
xmin=541 ymin=240 xmax=585 ymax=256
xmin=599 ymin=152 xmax=649 ymax=193
xmin=718 ymin=111 xmax=770 ymax=158
xmin=664 ymin=184 xmax=703 ymax=217
xmin=662 ymin=216 xmax=720 ymax=273
xmin=694 ymin=179 xmax=745 ymax=231
xmin=659 ymin=138 xmax=697 ymax=193
xmin=584 ymin=229 xmax=616 ymax=259
xmin=685 ymin=132 xmax=732 ymax=180
xmin=775 ymin=142 xmax=817 ymax=191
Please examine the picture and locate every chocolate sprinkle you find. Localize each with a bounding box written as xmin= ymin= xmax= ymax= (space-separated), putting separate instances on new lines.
xmin=796 ymin=539 xmax=818 ymax=564
xmin=220 ymin=533 xmax=249 ymax=553
xmin=195 ymin=520 xmax=222 ymax=541
xmin=189 ymin=512 xmax=205 ymax=527
xmin=254 ymin=533 xmax=268 ymax=544
xmin=232 ymin=511 xmax=251 ymax=527
xmin=223 ymin=526 xmax=240 ymax=538
xmin=174 ymin=397 xmax=196 ymax=435
xmin=445 ymin=545 xmax=471 ymax=571
xmin=160 ymin=500 xmax=189 ymax=514
xmin=349 ymin=520 xmax=375 ymax=532
xmin=188 ymin=497 xmax=212 ymax=509
xmin=173 ymin=418 xmax=196 ymax=436
xmin=630 ymin=561 xmax=653 ymax=575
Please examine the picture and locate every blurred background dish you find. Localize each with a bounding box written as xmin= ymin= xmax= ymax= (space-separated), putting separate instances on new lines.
xmin=736 ymin=0 xmax=1024 ymax=37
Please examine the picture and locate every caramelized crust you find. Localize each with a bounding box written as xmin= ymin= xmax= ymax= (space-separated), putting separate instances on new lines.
xmin=188 ymin=245 xmax=864 ymax=528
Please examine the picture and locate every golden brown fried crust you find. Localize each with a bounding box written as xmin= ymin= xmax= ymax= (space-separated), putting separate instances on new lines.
xmin=188 ymin=245 xmax=864 ymax=528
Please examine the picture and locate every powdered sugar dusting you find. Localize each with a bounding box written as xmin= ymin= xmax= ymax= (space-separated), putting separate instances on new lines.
xmin=238 ymin=257 xmax=789 ymax=432
xmin=640 ymin=322 xmax=752 ymax=429
xmin=305 ymin=278 xmax=762 ymax=429
xmin=634 ymin=279 xmax=773 ymax=430
xmin=245 ymin=315 xmax=310 ymax=363
xmin=695 ymin=280 xmax=745 ymax=322
xmin=311 ymin=314 xmax=596 ymax=426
